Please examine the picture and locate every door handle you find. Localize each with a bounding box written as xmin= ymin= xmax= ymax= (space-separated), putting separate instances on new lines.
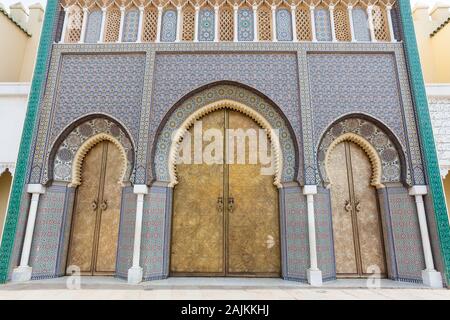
xmin=100 ymin=200 xmax=108 ymax=211
xmin=91 ymin=200 xmax=98 ymax=211
xmin=344 ymin=200 xmax=352 ymax=213
xmin=228 ymin=197 xmax=235 ymax=213
xmin=217 ymin=197 xmax=224 ymax=213
xmin=355 ymin=200 xmax=361 ymax=213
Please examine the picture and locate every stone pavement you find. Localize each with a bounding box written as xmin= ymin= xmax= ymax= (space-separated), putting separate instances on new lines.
xmin=0 ymin=277 xmax=449 ymax=300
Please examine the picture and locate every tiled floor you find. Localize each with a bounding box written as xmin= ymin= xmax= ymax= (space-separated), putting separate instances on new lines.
xmin=0 ymin=277 xmax=447 ymax=300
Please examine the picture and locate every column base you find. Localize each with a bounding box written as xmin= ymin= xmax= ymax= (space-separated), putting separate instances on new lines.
xmin=307 ymin=269 xmax=322 ymax=286
xmin=11 ymin=266 xmax=32 ymax=282
xmin=422 ymin=269 xmax=443 ymax=288
xmin=127 ymin=266 xmax=143 ymax=284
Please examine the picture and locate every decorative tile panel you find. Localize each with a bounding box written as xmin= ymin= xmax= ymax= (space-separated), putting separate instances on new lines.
xmin=315 ymin=187 xmax=335 ymax=280
xmin=276 ymin=9 xmax=292 ymax=41
xmin=238 ymin=8 xmax=254 ymax=41
xmin=122 ymin=8 xmax=140 ymax=43
xmin=198 ymin=8 xmax=215 ymax=41
xmin=352 ymin=7 xmax=370 ymax=42
xmin=84 ymin=10 xmax=102 ymax=43
xmin=314 ymin=8 xmax=332 ymax=41
xmin=161 ymin=9 xmax=177 ymax=42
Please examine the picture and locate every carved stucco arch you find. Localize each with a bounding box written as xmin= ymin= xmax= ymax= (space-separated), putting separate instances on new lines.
xmin=69 ymin=133 xmax=128 ymax=187
xmin=168 ymin=99 xmax=283 ymax=188
xmin=325 ymin=133 xmax=384 ymax=189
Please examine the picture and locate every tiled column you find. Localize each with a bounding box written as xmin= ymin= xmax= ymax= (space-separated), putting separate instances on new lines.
xmin=176 ymin=6 xmax=182 ymax=42
xmin=310 ymin=5 xmax=317 ymax=42
xmin=233 ymin=5 xmax=238 ymax=42
xmin=78 ymin=7 xmax=88 ymax=43
xmin=252 ymin=4 xmax=258 ymax=42
xmin=409 ymin=186 xmax=443 ymax=288
xmin=59 ymin=6 xmax=69 ymax=43
xmin=194 ymin=5 xmax=200 ymax=42
xmin=118 ymin=6 xmax=125 ymax=42
xmin=329 ymin=5 xmax=336 ymax=42
xmin=98 ymin=7 xmax=107 ymax=43
xmin=11 ymin=184 xmax=46 ymax=282
xmin=348 ymin=4 xmax=355 ymax=42
xmin=291 ymin=5 xmax=297 ymax=42
xmin=156 ymin=6 xmax=163 ymax=42
xmin=128 ymin=185 xmax=148 ymax=284
xmin=271 ymin=5 xmax=277 ymax=41
xmin=386 ymin=5 xmax=396 ymax=42
xmin=367 ymin=5 xmax=376 ymax=42
xmin=303 ymin=185 xmax=322 ymax=286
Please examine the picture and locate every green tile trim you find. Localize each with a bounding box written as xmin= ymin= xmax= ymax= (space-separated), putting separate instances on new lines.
xmin=0 ymin=0 xmax=58 ymax=283
xmin=399 ymin=0 xmax=450 ymax=283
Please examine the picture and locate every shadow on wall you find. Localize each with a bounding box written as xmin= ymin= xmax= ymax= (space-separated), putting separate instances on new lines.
xmin=0 ymin=170 xmax=12 ymax=239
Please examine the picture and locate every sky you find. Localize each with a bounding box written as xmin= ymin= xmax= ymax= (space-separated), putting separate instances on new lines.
xmin=1 ymin=0 xmax=449 ymax=12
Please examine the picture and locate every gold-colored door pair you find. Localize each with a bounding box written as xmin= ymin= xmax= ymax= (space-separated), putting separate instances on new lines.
xmin=67 ymin=141 xmax=122 ymax=275
xmin=170 ymin=109 xmax=281 ymax=276
xmin=329 ymin=141 xmax=387 ymax=278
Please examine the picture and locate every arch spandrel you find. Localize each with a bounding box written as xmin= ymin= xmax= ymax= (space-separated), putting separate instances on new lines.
xmin=317 ymin=116 xmax=409 ymax=188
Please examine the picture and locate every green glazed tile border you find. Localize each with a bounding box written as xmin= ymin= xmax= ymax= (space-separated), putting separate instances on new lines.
xmin=399 ymin=0 xmax=450 ymax=283
xmin=0 ymin=0 xmax=58 ymax=283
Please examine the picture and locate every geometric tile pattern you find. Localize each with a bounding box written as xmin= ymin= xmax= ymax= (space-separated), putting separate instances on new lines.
xmin=161 ymin=9 xmax=177 ymax=42
xmin=387 ymin=186 xmax=425 ymax=282
xmin=122 ymin=8 xmax=140 ymax=43
xmin=52 ymin=118 xmax=134 ymax=184
xmin=198 ymin=8 xmax=215 ymax=41
xmin=84 ymin=10 xmax=102 ymax=43
xmin=317 ymin=117 xmax=404 ymax=185
xmin=150 ymin=53 xmax=301 ymax=183
xmin=238 ymin=8 xmax=254 ymax=41
xmin=314 ymin=7 xmax=332 ymax=41
xmin=352 ymin=7 xmax=370 ymax=42
xmin=315 ymin=187 xmax=335 ymax=280
xmin=153 ymin=84 xmax=297 ymax=183
xmin=276 ymin=8 xmax=292 ymax=41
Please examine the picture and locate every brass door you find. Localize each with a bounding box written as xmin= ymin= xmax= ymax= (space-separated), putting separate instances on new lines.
xmin=329 ymin=141 xmax=386 ymax=277
xmin=170 ymin=109 xmax=280 ymax=276
xmin=67 ymin=141 xmax=122 ymax=275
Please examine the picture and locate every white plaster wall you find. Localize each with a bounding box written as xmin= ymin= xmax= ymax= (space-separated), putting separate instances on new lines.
xmin=427 ymin=84 xmax=450 ymax=177
xmin=0 ymin=83 xmax=29 ymax=175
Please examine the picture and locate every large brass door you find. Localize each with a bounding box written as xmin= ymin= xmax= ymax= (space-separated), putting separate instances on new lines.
xmin=67 ymin=141 xmax=122 ymax=275
xmin=170 ymin=109 xmax=280 ymax=276
xmin=329 ymin=141 xmax=386 ymax=277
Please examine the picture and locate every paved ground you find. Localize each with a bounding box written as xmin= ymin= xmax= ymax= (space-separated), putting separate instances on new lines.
xmin=0 ymin=277 xmax=449 ymax=300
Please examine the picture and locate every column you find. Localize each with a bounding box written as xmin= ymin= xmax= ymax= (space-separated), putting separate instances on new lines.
xmin=367 ymin=5 xmax=376 ymax=42
xmin=11 ymin=184 xmax=46 ymax=282
xmin=194 ymin=5 xmax=200 ymax=42
xmin=409 ymin=186 xmax=443 ymax=288
xmin=98 ymin=7 xmax=107 ymax=43
xmin=252 ymin=4 xmax=258 ymax=41
xmin=79 ymin=7 xmax=88 ymax=43
xmin=310 ymin=5 xmax=316 ymax=42
xmin=156 ymin=6 xmax=163 ymax=42
xmin=329 ymin=5 xmax=336 ymax=42
xmin=128 ymin=185 xmax=149 ymax=284
xmin=136 ymin=6 xmax=144 ymax=42
xmin=214 ymin=6 xmax=219 ymax=42
xmin=271 ymin=5 xmax=277 ymax=41
xmin=386 ymin=5 xmax=396 ymax=42
xmin=176 ymin=6 xmax=182 ymax=42
xmin=303 ymin=185 xmax=322 ymax=286
xmin=348 ymin=4 xmax=355 ymax=42
xmin=117 ymin=6 xmax=125 ymax=42
xmin=233 ymin=5 xmax=238 ymax=42
xmin=59 ymin=6 xmax=69 ymax=43
xmin=291 ymin=5 xmax=297 ymax=42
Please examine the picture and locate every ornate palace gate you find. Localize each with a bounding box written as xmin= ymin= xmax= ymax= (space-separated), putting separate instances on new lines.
xmin=328 ymin=141 xmax=387 ymax=278
xmin=67 ymin=140 xmax=122 ymax=275
xmin=170 ymin=109 xmax=281 ymax=276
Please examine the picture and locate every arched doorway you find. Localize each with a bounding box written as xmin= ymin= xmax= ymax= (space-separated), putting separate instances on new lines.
xmin=327 ymin=140 xmax=387 ymax=277
xmin=170 ymin=109 xmax=281 ymax=276
xmin=66 ymin=140 xmax=123 ymax=275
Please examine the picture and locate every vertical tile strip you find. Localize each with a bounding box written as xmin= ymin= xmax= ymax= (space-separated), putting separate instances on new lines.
xmin=0 ymin=0 xmax=58 ymax=283
xmin=399 ymin=0 xmax=450 ymax=283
